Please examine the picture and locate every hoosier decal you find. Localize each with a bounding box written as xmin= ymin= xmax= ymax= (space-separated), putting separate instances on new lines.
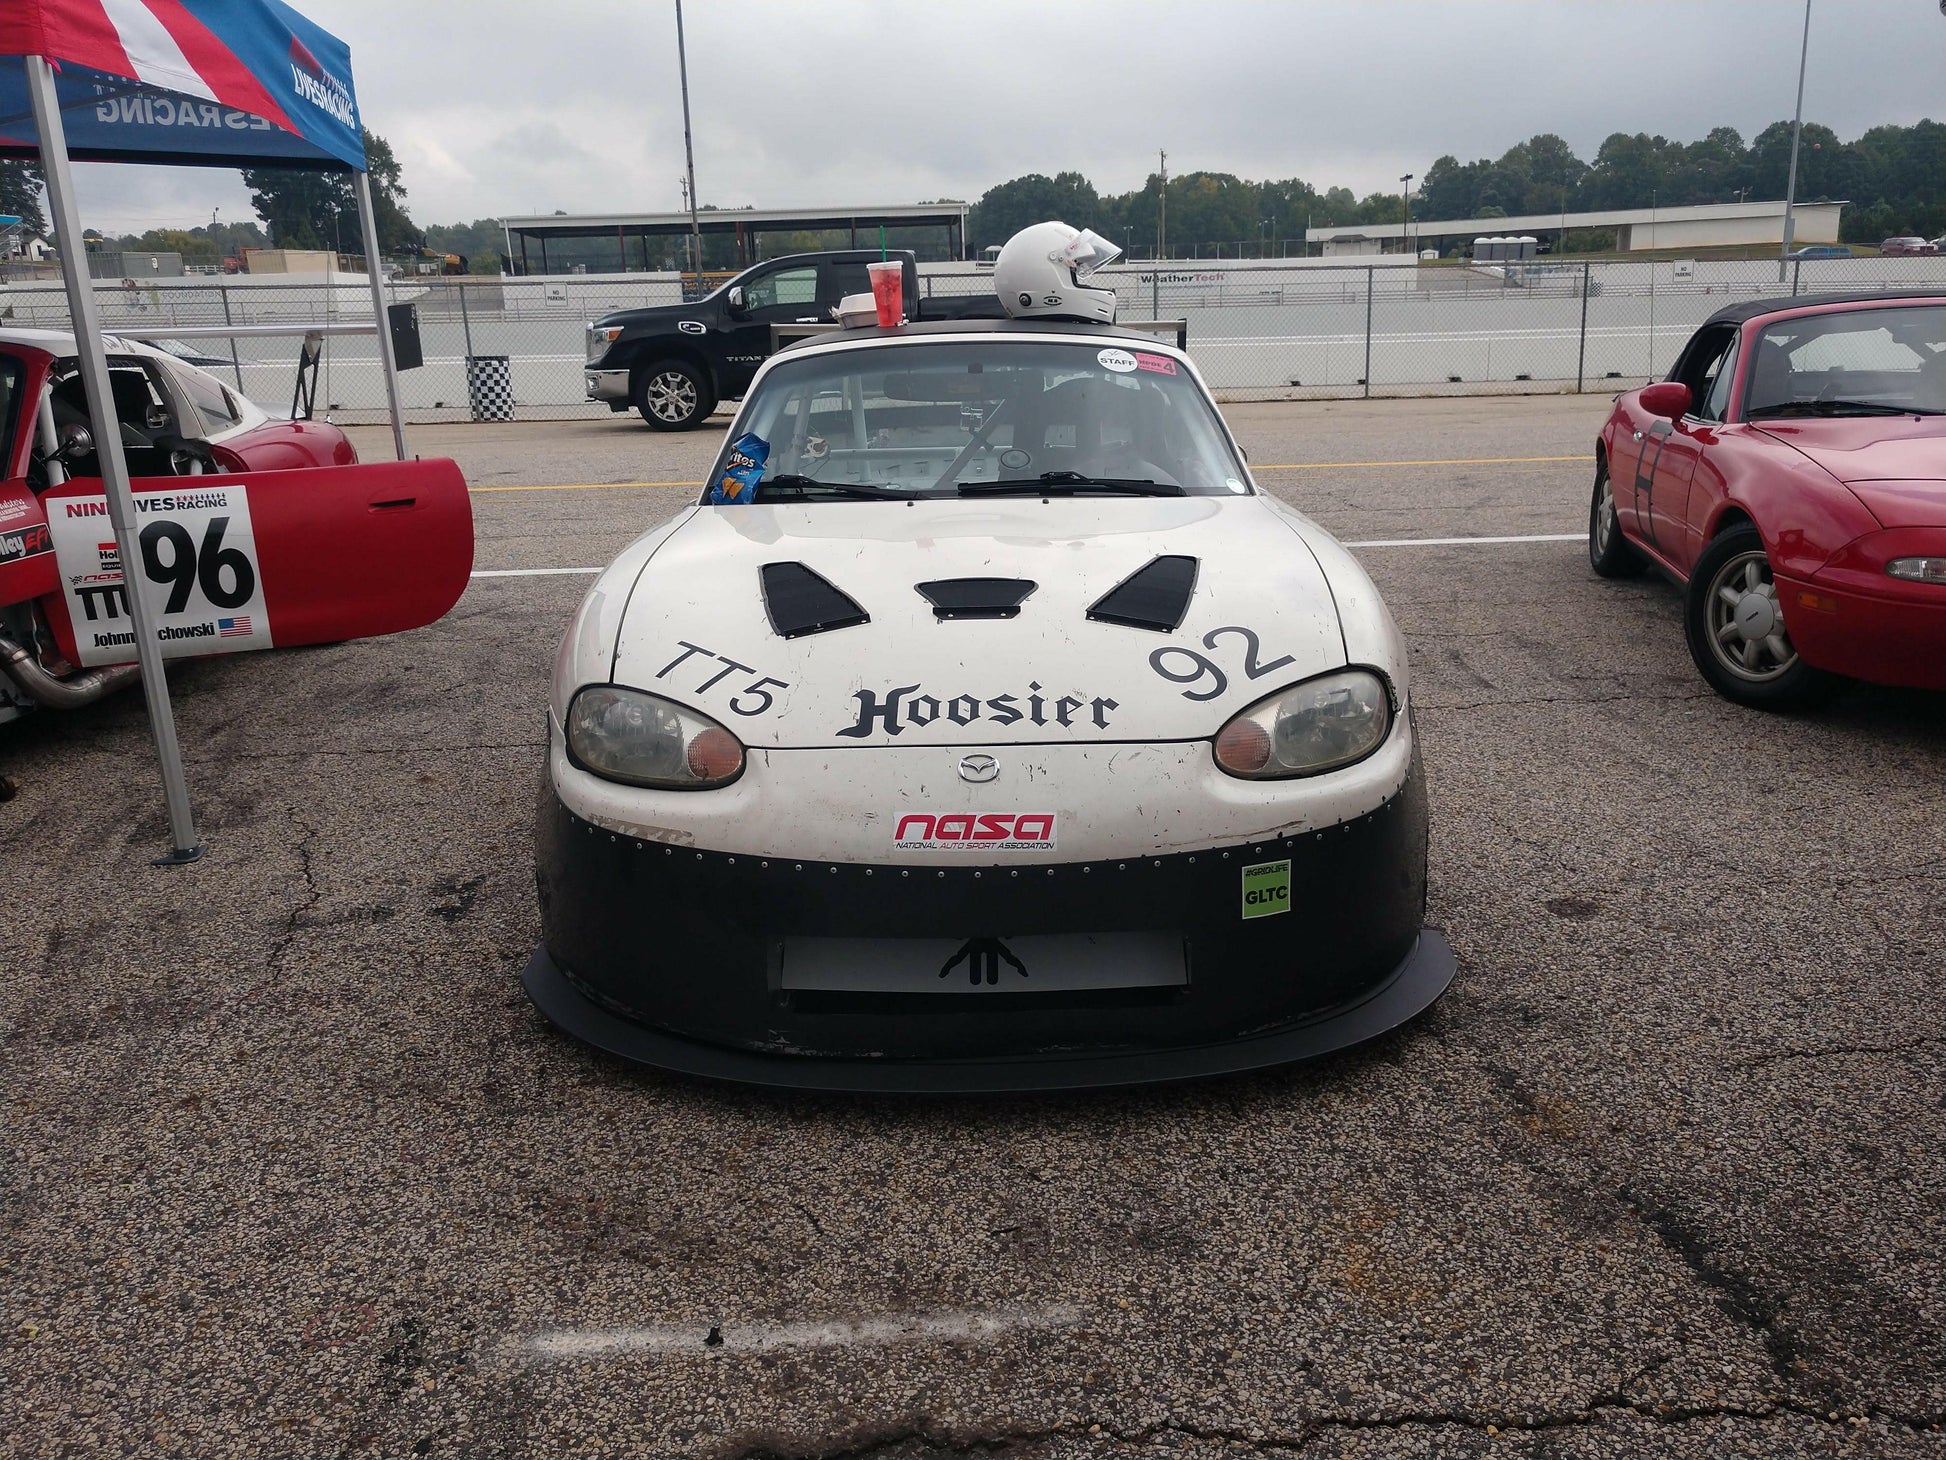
xmin=838 ymin=682 xmax=1117 ymax=737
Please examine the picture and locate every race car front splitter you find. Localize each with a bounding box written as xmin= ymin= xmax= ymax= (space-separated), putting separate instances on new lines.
xmin=523 ymin=757 xmax=1451 ymax=1091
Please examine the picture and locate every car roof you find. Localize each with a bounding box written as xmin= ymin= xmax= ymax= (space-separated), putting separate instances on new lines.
xmin=1701 ymin=290 xmax=1946 ymax=329
xmin=773 ymin=316 xmax=1181 ymax=357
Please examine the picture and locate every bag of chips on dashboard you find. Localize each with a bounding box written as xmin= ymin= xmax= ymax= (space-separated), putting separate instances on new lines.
xmin=710 ymin=432 xmax=769 ymax=504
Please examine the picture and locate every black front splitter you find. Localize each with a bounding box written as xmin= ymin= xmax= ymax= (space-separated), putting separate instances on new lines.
xmin=520 ymin=930 xmax=1455 ymax=1094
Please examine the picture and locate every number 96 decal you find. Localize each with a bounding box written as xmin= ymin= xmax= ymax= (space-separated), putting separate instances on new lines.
xmin=1148 ymin=625 xmax=1295 ymax=702
xmin=47 ymin=485 xmax=274 ymax=666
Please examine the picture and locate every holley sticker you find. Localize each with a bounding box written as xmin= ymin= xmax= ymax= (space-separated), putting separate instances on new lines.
xmin=1241 ymin=859 xmax=1291 ymax=919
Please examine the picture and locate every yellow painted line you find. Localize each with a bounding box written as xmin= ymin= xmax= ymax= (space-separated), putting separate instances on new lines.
xmin=469 ymin=479 xmax=703 ymax=493
xmin=1253 ymin=454 xmax=1592 ymax=471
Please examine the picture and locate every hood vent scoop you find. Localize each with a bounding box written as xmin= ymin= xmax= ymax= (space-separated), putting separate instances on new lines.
xmin=1087 ymin=555 xmax=1199 ymax=632
xmin=760 ymin=561 xmax=870 ymax=638
xmin=915 ymin=578 xmax=1038 ymax=620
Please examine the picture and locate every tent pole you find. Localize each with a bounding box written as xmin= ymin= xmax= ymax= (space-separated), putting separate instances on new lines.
xmin=354 ymin=171 xmax=409 ymax=460
xmin=26 ymin=54 xmax=201 ymax=863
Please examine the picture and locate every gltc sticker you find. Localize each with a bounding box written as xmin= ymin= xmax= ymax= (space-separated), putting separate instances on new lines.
xmin=1097 ymin=348 xmax=1137 ymax=374
xmin=1241 ymin=859 xmax=1291 ymax=919
xmin=46 ymin=485 xmax=273 ymax=666
xmin=1134 ymin=352 xmax=1178 ymax=375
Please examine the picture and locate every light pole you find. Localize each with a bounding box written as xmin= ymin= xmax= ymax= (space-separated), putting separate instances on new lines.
xmin=1399 ymin=174 xmax=1414 ymax=255
xmin=674 ymin=0 xmax=703 ymax=284
xmin=1778 ymin=0 xmax=1813 ymax=280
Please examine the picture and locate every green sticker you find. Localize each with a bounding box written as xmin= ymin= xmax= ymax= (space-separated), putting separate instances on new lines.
xmin=1241 ymin=859 xmax=1291 ymax=919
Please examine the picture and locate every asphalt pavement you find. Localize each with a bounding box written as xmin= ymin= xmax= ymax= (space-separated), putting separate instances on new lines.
xmin=4 ymin=395 xmax=1943 ymax=1459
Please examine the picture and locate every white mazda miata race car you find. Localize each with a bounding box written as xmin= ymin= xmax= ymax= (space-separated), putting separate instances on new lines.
xmin=524 ymin=225 xmax=1452 ymax=1090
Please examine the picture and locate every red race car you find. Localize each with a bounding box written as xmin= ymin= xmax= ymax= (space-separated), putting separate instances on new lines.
xmin=0 ymin=330 xmax=473 ymax=727
xmin=0 ymin=328 xmax=357 ymax=475
xmin=1590 ymin=292 xmax=1946 ymax=708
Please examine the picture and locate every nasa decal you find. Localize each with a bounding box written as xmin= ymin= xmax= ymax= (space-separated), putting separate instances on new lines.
xmin=46 ymin=486 xmax=273 ymax=666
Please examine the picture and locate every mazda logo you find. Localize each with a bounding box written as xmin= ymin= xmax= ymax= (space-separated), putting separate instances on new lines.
xmin=958 ymin=754 xmax=999 ymax=783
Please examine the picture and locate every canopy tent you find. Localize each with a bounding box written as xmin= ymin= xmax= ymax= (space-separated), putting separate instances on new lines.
xmin=2 ymin=0 xmax=411 ymax=862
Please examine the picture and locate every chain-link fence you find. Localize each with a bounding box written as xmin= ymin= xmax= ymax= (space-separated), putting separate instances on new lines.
xmin=6 ymin=255 xmax=1945 ymax=423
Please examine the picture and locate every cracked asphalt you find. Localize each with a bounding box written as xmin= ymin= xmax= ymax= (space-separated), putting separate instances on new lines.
xmin=4 ymin=394 xmax=1943 ymax=1459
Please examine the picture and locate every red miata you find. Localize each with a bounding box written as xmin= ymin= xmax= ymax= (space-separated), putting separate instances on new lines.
xmin=1591 ymin=292 xmax=1946 ymax=707
xmin=0 ymin=330 xmax=472 ymax=724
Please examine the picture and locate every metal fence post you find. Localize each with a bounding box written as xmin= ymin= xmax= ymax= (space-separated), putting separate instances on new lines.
xmin=1363 ymin=266 xmax=1374 ymax=399
xmin=218 ymin=278 xmax=243 ymax=390
xmin=458 ymin=277 xmax=475 ymax=359
xmin=1576 ymin=261 xmax=1591 ymax=394
xmin=1792 ymin=259 xmax=1802 ymax=296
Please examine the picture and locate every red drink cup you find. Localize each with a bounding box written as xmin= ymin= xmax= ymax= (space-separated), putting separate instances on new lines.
xmin=867 ymin=260 xmax=903 ymax=327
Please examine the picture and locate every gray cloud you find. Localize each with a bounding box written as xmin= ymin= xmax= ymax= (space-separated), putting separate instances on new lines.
xmin=68 ymin=0 xmax=1946 ymax=234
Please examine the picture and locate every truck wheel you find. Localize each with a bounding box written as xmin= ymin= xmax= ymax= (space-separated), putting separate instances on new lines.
xmin=635 ymin=361 xmax=715 ymax=431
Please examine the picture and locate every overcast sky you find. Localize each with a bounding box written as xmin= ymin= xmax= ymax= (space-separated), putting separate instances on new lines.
xmin=69 ymin=0 xmax=1946 ymax=235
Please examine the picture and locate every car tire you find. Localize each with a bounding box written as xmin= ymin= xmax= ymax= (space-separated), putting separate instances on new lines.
xmin=1588 ymin=455 xmax=1646 ymax=578
xmin=634 ymin=360 xmax=715 ymax=431
xmin=1683 ymin=522 xmax=1836 ymax=710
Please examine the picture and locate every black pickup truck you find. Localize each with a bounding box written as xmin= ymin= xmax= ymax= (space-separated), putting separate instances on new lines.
xmin=584 ymin=249 xmax=1003 ymax=429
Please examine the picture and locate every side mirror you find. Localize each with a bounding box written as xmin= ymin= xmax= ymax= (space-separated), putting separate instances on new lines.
xmin=1640 ymin=381 xmax=1692 ymax=422
xmin=55 ymin=422 xmax=93 ymax=460
xmin=726 ymin=285 xmax=747 ymax=317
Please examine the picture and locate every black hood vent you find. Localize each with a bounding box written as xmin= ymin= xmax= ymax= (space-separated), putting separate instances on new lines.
xmin=1087 ymin=555 xmax=1199 ymax=632
xmin=760 ymin=561 xmax=870 ymax=638
xmin=915 ymin=578 xmax=1038 ymax=620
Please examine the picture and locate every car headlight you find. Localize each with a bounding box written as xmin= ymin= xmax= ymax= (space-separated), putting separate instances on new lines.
xmin=586 ymin=324 xmax=623 ymax=362
xmin=1886 ymin=556 xmax=1946 ymax=584
xmin=1213 ymin=669 xmax=1394 ymax=779
xmin=565 ymin=686 xmax=744 ymax=789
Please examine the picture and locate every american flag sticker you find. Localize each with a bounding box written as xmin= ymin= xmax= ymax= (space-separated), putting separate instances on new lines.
xmin=218 ymin=616 xmax=253 ymax=638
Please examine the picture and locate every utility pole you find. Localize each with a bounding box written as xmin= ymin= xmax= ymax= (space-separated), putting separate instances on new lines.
xmin=1778 ymin=0 xmax=1812 ymax=281
xmin=1157 ymin=149 xmax=1168 ymax=262
xmin=1399 ymin=174 xmax=1414 ymax=255
xmin=675 ymin=0 xmax=703 ymax=283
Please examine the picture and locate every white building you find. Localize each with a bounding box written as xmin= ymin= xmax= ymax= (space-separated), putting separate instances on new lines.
xmin=1309 ymin=199 xmax=1846 ymax=257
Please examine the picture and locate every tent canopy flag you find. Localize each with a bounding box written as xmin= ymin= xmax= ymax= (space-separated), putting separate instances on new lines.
xmin=0 ymin=0 xmax=365 ymax=171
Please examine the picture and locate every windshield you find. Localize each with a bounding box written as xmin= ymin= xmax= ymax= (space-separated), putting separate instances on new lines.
xmin=709 ymin=339 xmax=1250 ymax=500
xmin=1744 ymin=305 xmax=1946 ymax=418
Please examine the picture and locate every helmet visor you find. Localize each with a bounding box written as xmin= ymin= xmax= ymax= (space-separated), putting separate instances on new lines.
xmin=1059 ymin=228 xmax=1123 ymax=280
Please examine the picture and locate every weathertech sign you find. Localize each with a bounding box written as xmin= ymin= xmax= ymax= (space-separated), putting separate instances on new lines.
xmin=894 ymin=813 xmax=1057 ymax=852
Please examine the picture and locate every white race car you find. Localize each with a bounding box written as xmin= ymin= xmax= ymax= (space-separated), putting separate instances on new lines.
xmin=524 ymin=224 xmax=1452 ymax=1090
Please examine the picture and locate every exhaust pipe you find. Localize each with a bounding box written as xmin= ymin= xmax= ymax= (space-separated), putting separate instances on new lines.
xmin=0 ymin=633 xmax=140 ymax=710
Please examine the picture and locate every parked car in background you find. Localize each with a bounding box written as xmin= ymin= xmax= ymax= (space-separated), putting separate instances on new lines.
xmin=1787 ymin=245 xmax=1852 ymax=260
xmin=1589 ymin=291 xmax=1946 ymax=708
xmin=0 ymin=328 xmax=355 ymax=476
xmin=1879 ymin=237 xmax=1939 ymax=256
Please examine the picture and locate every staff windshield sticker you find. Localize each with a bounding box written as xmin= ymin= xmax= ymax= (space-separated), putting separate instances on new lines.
xmin=1241 ymin=859 xmax=1291 ymax=919
xmin=1097 ymin=348 xmax=1137 ymax=373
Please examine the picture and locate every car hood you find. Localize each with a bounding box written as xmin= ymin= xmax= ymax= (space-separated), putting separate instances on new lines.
xmin=606 ymin=496 xmax=1355 ymax=749
xmin=1755 ymin=416 xmax=1946 ymax=484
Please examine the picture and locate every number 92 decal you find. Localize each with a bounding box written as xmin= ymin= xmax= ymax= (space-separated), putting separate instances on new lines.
xmin=1148 ymin=625 xmax=1295 ymax=702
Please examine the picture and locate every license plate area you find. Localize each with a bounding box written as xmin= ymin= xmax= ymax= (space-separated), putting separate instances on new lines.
xmin=778 ymin=932 xmax=1187 ymax=994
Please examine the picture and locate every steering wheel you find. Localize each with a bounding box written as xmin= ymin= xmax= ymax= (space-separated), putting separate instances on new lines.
xmin=152 ymin=435 xmax=222 ymax=475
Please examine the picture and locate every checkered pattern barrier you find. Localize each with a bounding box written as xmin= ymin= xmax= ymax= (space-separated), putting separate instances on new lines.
xmin=465 ymin=355 xmax=515 ymax=422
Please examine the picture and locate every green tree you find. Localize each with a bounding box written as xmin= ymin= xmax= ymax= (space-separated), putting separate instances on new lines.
xmin=968 ymin=172 xmax=1105 ymax=251
xmin=1 ymin=159 xmax=47 ymax=240
xmin=241 ymin=129 xmax=419 ymax=256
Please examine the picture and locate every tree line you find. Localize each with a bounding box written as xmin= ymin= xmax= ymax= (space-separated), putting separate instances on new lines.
xmin=7 ymin=115 xmax=1941 ymax=274
xmin=968 ymin=120 xmax=1946 ymax=254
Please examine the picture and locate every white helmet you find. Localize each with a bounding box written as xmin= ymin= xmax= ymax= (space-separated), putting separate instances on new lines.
xmin=994 ymin=221 xmax=1123 ymax=324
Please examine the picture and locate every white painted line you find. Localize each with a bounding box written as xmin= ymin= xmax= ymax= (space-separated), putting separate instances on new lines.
xmin=467 ymin=532 xmax=1582 ymax=582
xmin=469 ymin=566 xmax=603 ymax=578
xmin=1343 ymin=532 xmax=1582 ymax=548
xmin=520 ymin=1302 xmax=1083 ymax=1364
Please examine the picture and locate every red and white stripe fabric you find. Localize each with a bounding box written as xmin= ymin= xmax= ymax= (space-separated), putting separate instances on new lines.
xmin=0 ymin=0 xmax=296 ymax=133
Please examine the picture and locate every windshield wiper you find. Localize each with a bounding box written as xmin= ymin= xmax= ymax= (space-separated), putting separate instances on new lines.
xmin=1747 ymin=399 xmax=1939 ymax=418
xmin=750 ymin=475 xmax=920 ymax=500
xmin=959 ymin=471 xmax=1186 ymax=497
